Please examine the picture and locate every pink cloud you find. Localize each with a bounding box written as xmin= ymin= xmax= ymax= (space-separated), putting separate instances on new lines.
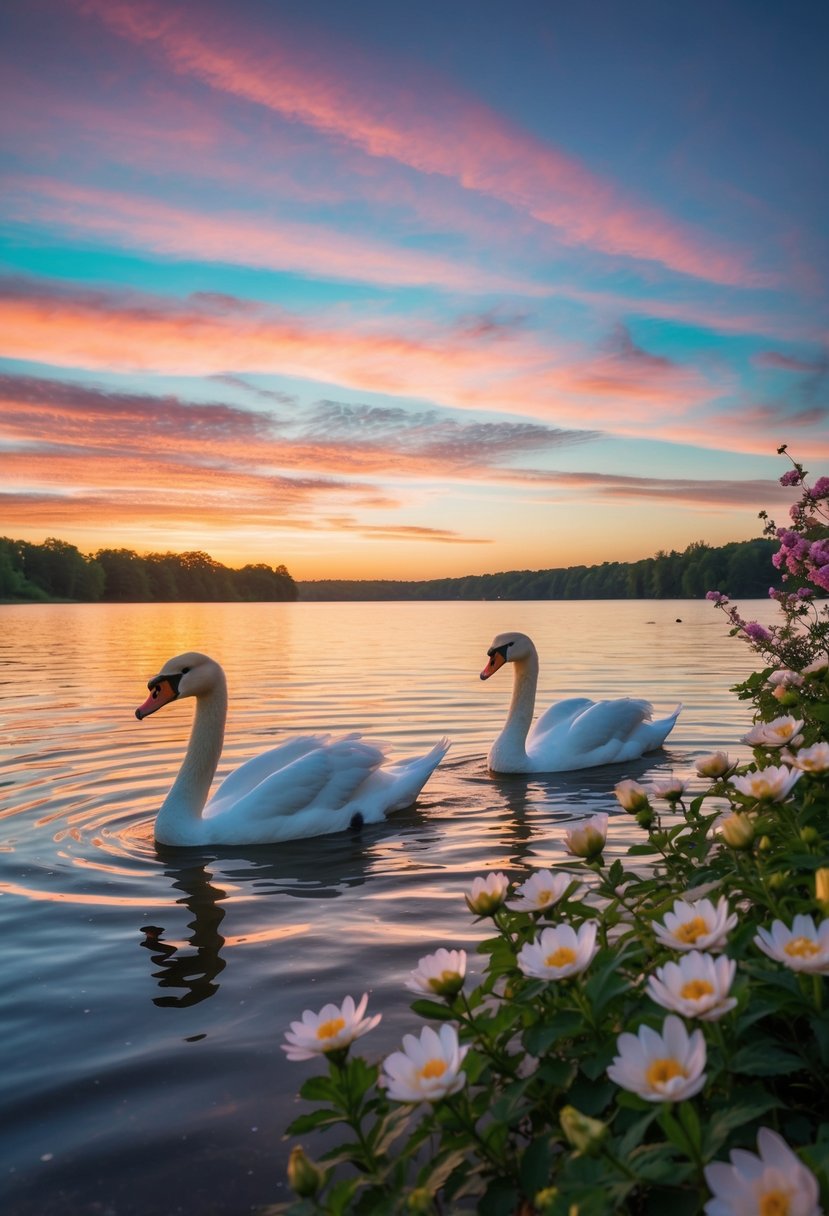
xmin=75 ymin=0 xmax=761 ymax=286
xmin=3 ymin=175 xmax=544 ymax=295
xmin=754 ymin=350 xmax=827 ymax=374
xmin=0 ymin=276 xmax=715 ymax=428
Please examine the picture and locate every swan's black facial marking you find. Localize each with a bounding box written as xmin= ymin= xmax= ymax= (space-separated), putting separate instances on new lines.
xmin=487 ymin=641 xmax=514 ymax=662
xmin=349 ymin=812 xmax=364 ymax=832
xmin=147 ymin=671 xmax=184 ymax=698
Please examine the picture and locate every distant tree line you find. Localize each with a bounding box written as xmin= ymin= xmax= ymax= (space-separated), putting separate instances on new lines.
xmin=298 ymin=538 xmax=784 ymax=601
xmin=0 ymin=537 xmax=298 ymax=602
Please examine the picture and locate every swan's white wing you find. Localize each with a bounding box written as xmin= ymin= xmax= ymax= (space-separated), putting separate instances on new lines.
xmin=209 ymin=735 xmax=332 ymax=805
xmin=532 ymin=698 xmax=595 ymax=736
xmin=206 ymin=738 xmax=385 ymax=823
xmin=531 ymin=698 xmax=653 ymax=754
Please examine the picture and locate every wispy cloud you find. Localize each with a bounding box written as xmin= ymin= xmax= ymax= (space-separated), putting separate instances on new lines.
xmin=0 ymin=275 xmax=718 ymax=433
xmin=2 ymin=174 xmax=544 ymax=294
xmin=75 ymin=0 xmax=761 ymax=286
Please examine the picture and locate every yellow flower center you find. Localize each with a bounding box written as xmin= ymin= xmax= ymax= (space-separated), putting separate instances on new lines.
xmin=428 ymin=970 xmax=461 ymax=991
xmin=645 ymin=1057 xmax=687 ymax=1088
xmin=784 ymin=936 xmax=820 ymax=958
xmin=545 ymin=946 xmax=577 ymax=968
xmin=680 ymin=979 xmax=715 ymax=1000
xmin=316 ymin=1016 xmax=345 ymax=1040
xmin=675 ymin=916 xmax=709 ymax=944
xmin=537 ymin=890 xmax=553 ymax=905
xmin=760 ymin=1190 xmax=790 ymax=1216
xmin=420 ymin=1058 xmax=447 ymax=1080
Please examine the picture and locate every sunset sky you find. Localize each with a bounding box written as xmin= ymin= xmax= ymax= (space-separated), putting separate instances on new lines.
xmin=1 ymin=0 xmax=827 ymax=580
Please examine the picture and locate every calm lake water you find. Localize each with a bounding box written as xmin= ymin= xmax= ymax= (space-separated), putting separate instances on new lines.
xmin=0 ymin=598 xmax=778 ymax=1215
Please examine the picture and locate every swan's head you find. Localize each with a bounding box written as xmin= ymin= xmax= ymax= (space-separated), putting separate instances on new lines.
xmin=135 ymin=652 xmax=223 ymax=719
xmin=480 ymin=632 xmax=534 ymax=680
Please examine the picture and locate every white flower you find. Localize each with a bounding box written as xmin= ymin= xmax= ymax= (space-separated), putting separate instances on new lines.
xmin=742 ymin=715 xmax=804 ymax=747
xmin=704 ymin=1127 xmax=821 ymax=1216
xmin=791 ymin=742 xmax=829 ymax=773
xmin=282 ymin=993 xmax=381 ymax=1061
xmin=381 ymin=1023 xmax=469 ymax=1103
xmin=646 ymin=951 xmax=737 ymax=1022
xmin=563 ymin=812 xmax=608 ymax=859
xmin=649 ymin=777 xmax=687 ymax=801
xmin=730 ymin=764 xmax=802 ymax=803
xmin=696 ymin=751 xmax=735 ymax=779
xmin=614 ymin=779 xmax=650 ymax=812
xmin=507 ymin=869 xmax=579 ymax=912
xmin=653 ymin=896 xmax=737 ymax=953
xmin=405 ymin=948 xmax=467 ymax=998
xmin=607 ymin=1014 xmax=707 ymax=1102
xmin=754 ymin=913 xmax=829 ymax=974
xmin=767 ymin=668 xmax=805 ymax=688
xmin=516 ymin=922 xmax=598 ymax=981
xmin=464 ymin=872 xmax=510 ymax=916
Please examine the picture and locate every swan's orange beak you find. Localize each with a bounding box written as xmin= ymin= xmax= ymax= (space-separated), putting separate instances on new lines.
xmin=480 ymin=652 xmax=506 ymax=680
xmin=135 ymin=676 xmax=180 ymax=720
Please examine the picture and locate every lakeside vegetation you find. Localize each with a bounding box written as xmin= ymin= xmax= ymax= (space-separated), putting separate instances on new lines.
xmin=0 ymin=537 xmax=297 ymax=602
xmin=299 ymin=538 xmax=781 ymax=601
xmin=272 ymin=454 xmax=829 ymax=1215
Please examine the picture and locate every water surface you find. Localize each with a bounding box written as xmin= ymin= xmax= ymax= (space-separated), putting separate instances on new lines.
xmin=0 ymin=599 xmax=775 ymax=1214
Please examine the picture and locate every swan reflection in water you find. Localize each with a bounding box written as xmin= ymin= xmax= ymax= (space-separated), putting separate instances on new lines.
xmin=136 ymin=829 xmax=383 ymax=1008
xmin=139 ymin=862 xmax=227 ymax=1008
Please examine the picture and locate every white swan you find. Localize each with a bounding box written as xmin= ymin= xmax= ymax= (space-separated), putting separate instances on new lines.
xmin=480 ymin=631 xmax=680 ymax=773
xmin=136 ymin=651 xmax=450 ymax=847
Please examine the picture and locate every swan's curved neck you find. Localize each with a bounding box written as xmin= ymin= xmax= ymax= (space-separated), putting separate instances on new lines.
xmin=155 ymin=677 xmax=227 ymax=845
xmin=488 ymin=648 xmax=538 ymax=771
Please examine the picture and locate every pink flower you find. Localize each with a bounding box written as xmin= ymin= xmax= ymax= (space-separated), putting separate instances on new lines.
xmin=779 ymin=469 xmax=803 ymax=486
xmin=706 ymin=591 xmax=728 ymax=604
xmin=808 ymin=475 xmax=829 ymax=499
xmin=743 ymin=622 xmax=772 ymax=643
xmin=812 ymin=565 xmax=829 ymax=592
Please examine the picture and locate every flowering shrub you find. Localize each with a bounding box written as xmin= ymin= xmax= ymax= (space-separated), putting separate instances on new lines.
xmin=273 ymin=451 xmax=828 ymax=1216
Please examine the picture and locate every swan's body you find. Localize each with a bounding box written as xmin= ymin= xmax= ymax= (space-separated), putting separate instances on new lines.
xmin=480 ymin=632 xmax=680 ymax=774
xmin=136 ymin=652 xmax=449 ymax=846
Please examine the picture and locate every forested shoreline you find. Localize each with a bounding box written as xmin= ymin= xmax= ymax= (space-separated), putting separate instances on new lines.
xmin=299 ymin=538 xmax=782 ymax=601
xmin=0 ymin=534 xmax=786 ymax=603
xmin=0 ymin=537 xmax=298 ymax=602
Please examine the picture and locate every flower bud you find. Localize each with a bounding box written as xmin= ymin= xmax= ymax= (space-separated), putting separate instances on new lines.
xmin=768 ymin=871 xmax=789 ymax=891
xmin=563 ymin=813 xmax=608 ymax=860
xmin=635 ymin=808 xmax=655 ymax=830
xmin=287 ymin=1145 xmax=321 ymax=1198
xmin=799 ymin=826 xmax=820 ymax=846
xmin=696 ymin=751 xmax=734 ymax=779
xmin=772 ymin=686 xmax=799 ymax=706
xmin=534 ymin=1187 xmax=560 ymax=1214
xmin=560 ymin=1105 xmax=607 ymax=1154
xmin=718 ymin=812 xmax=755 ymax=850
xmin=614 ymin=779 xmax=650 ymax=813
xmin=464 ymin=872 xmax=509 ymax=916
xmin=407 ymin=1187 xmax=435 ymax=1213
xmin=816 ymin=867 xmax=829 ymax=912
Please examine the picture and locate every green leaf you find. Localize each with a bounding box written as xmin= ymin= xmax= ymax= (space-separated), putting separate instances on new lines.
xmin=730 ymin=1040 xmax=803 ymax=1076
xmin=702 ymin=1094 xmax=782 ymax=1158
xmin=677 ymin=1102 xmax=701 ymax=1154
xmin=523 ymin=1009 xmax=582 ymax=1055
xmin=617 ymin=1108 xmax=660 ymax=1157
xmin=479 ymin=1178 xmax=520 ymax=1216
xmin=409 ymin=998 xmax=457 ymax=1021
xmin=520 ymin=1134 xmax=554 ymax=1194
xmin=285 ymin=1107 xmax=343 ymax=1135
xmin=298 ymin=1074 xmax=341 ymax=1104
